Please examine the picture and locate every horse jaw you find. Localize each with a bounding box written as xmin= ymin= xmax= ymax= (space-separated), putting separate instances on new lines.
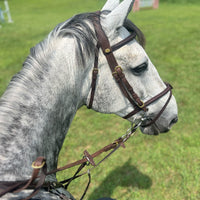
xmin=85 ymin=0 xmax=178 ymax=136
xmin=139 ymin=95 xmax=178 ymax=135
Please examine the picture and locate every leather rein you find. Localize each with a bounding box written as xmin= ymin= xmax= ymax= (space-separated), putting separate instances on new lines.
xmin=0 ymin=11 xmax=173 ymax=200
xmin=0 ymin=123 xmax=140 ymax=200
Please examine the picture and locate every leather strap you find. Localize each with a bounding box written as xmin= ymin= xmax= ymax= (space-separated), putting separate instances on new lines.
xmin=111 ymin=32 xmax=136 ymax=52
xmin=141 ymin=84 xmax=173 ymax=127
xmin=123 ymin=83 xmax=172 ymax=120
xmin=0 ymin=181 xmax=28 ymax=197
xmin=0 ymin=126 xmax=136 ymax=199
xmin=90 ymin=13 xmax=147 ymax=111
xmin=88 ymin=45 xmax=99 ymax=109
xmin=0 ymin=157 xmax=47 ymax=200
xmin=46 ymin=136 xmax=124 ymax=175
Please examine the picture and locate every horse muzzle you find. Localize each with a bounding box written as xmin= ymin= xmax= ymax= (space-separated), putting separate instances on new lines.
xmin=140 ymin=114 xmax=178 ymax=135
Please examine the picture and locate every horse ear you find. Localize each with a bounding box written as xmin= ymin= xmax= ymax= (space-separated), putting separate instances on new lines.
xmin=101 ymin=0 xmax=135 ymax=35
xmin=101 ymin=0 xmax=120 ymax=11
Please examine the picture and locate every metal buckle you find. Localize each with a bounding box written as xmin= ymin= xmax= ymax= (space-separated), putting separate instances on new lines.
xmin=84 ymin=150 xmax=96 ymax=166
xmin=93 ymin=68 xmax=98 ymax=72
xmin=32 ymin=161 xmax=46 ymax=169
xmin=113 ymin=141 xmax=119 ymax=146
xmin=104 ymin=48 xmax=111 ymax=54
xmin=114 ymin=65 xmax=123 ymax=72
xmin=138 ymin=101 xmax=145 ymax=109
xmin=112 ymin=66 xmax=123 ymax=76
xmin=112 ymin=71 xmax=117 ymax=76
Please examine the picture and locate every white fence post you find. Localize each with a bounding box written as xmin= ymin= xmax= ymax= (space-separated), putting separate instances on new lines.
xmin=0 ymin=0 xmax=13 ymax=24
xmin=4 ymin=0 xmax=13 ymax=23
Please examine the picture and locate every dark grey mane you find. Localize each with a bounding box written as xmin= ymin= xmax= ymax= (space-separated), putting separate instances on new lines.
xmin=49 ymin=12 xmax=145 ymax=67
xmin=124 ymin=18 xmax=146 ymax=47
xmin=54 ymin=12 xmax=98 ymax=67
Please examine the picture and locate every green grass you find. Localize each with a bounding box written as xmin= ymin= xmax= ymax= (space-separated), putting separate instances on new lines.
xmin=161 ymin=0 xmax=199 ymax=3
xmin=0 ymin=1 xmax=200 ymax=200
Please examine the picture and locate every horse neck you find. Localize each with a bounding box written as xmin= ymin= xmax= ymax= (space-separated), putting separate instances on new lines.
xmin=0 ymin=37 xmax=91 ymax=182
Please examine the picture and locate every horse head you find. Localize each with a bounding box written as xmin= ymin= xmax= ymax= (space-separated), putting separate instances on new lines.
xmin=85 ymin=0 xmax=178 ymax=135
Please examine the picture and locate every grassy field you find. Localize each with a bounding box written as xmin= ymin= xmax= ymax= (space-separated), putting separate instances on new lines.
xmin=0 ymin=1 xmax=200 ymax=200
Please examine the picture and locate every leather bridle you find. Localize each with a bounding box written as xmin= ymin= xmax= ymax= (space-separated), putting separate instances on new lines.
xmin=88 ymin=12 xmax=173 ymax=128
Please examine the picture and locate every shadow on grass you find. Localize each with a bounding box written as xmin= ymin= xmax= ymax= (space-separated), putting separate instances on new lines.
xmin=89 ymin=159 xmax=152 ymax=200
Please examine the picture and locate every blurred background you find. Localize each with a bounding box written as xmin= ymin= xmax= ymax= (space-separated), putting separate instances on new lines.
xmin=0 ymin=0 xmax=199 ymax=199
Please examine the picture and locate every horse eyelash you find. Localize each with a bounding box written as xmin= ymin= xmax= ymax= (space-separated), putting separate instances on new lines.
xmin=131 ymin=62 xmax=148 ymax=76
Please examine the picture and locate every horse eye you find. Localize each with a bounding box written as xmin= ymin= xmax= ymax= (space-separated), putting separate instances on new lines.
xmin=131 ymin=62 xmax=148 ymax=76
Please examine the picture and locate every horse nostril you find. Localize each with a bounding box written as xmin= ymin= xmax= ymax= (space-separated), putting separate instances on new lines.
xmin=169 ymin=116 xmax=178 ymax=127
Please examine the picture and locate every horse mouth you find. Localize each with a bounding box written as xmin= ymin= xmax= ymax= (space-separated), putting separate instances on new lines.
xmin=138 ymin=114 xmax=178 ymax=135
xmin=139 ymin=119 xmax=170 ymax=135
xmin=140 ymin=125 xmax=161 ymax=135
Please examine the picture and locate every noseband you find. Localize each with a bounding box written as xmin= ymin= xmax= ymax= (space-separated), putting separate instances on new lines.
xmin=88 ymin=12 xmax=173 ymax=127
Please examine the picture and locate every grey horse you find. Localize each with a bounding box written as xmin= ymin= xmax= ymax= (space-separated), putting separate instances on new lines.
xmin=0 ymin=0 xmax=178 ymax=199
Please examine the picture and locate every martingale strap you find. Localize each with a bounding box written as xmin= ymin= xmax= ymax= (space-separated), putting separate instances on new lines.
xmin=0 ymin=157 xmax=47 ymax=200
xmin=0 ymin=124 xmax=138 ymax=200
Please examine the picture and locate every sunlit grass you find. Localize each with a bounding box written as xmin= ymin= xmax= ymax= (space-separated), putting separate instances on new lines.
xmin=0 ymin=1 xmax=200 ymax=199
